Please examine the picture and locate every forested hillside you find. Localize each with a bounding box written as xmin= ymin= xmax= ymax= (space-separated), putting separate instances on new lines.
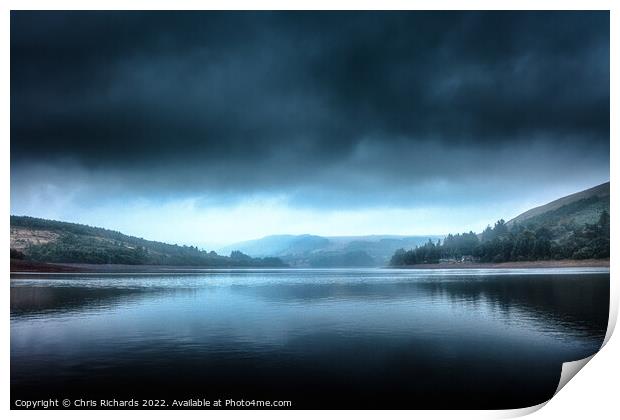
xmin=10 ymin=216 xmax=286 ymax=267
xmin=391 ymin=183 xmax=610 ymax=266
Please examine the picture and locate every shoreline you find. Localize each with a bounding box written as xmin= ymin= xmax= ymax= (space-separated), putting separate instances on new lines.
xmin=396 ymin=259 xmax=609 ymax=269
xmin=9 ymin=260 xmax=289 ymax=274
xmin=10 ymin=258 xmax=610 ymax=274
xmin=10 ymin=259 xmax=90 ymax=273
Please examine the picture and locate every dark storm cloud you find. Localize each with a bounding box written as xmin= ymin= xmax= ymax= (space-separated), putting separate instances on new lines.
xmin=10 ymin=11 xmax=609 ymax=206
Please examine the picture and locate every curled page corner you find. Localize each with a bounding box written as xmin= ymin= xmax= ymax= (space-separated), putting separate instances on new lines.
xmin=493 ymin=401 xmax=548 ymax=419
xmin=496 ymin=354 xmax=597 ymax=419
xmin=602 ymin=299 xmax=617 ymax=347
xmin=554 ymin=354 xmax=595 ymax=396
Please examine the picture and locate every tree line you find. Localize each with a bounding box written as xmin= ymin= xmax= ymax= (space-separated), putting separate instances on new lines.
xmin=390 ymin=211 xmax=609 ymax=266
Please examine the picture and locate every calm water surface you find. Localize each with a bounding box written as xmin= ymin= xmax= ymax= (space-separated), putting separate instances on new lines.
xmin=11 ymin=268 xmax=609 ymax=409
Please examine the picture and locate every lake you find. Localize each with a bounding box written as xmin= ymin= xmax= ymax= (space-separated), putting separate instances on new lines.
xmin=10 ymin=268 xmax=609 ymax=409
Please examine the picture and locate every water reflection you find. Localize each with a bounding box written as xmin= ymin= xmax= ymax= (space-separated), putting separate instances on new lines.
xmin=11 ymin=268 xmax=609 ymax=409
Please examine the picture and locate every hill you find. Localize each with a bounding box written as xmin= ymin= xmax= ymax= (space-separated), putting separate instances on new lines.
xmin=391 ymin=182 xmax=610 ymax=266
xmin=218 ymin=234 xmax=330 ymax=258
xmin=10 ymin=216 xmax=286 ymax=268
xmin=219 ymin=234 xmax=442 ymax=267
xmin=507 ymin=182 xmax=609 ymax=227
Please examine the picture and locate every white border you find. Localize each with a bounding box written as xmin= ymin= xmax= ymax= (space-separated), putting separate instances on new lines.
xmin=2 ymin=2 xmax=616 ymax=419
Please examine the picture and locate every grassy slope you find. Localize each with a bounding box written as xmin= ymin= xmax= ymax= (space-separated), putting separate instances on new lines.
xmin=508 ymin=182 xmax=609 ymax=227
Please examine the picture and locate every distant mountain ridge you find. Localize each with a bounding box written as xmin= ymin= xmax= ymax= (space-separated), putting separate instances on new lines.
xmin=218 ymin=234 xmax=330 ymax=258
xmin=219 ymin=234 xmax=443 ymax=267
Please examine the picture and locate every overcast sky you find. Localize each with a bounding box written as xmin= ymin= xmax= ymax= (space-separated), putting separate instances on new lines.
xmin=10 ymin=11 xmax=609 ymax=249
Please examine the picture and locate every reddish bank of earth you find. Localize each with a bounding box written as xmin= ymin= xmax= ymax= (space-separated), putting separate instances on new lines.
xmin=403 ymin=259 xmax=609 ymax=269
xmin=10 ymin=258 xmax=610 ymax=273
xmin=10 ymin=259 xmax=89 ymax=273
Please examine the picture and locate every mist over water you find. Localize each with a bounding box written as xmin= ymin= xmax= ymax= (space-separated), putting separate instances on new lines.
xmin=11 ymin=268 xmax=608 ymax=409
